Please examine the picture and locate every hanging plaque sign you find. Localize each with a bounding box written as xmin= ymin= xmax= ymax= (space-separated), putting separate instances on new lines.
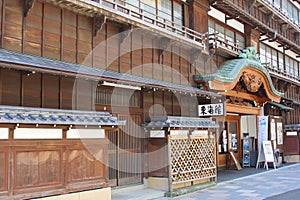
xmin=198 ymin=103 xmax=225 ymax=117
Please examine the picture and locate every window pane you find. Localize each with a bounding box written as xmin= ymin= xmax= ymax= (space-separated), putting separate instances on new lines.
xmin=266 ymin=46 xmax=272 ymax=64
xmin=271 ymin=49 xmax=277 ymax=68
xmin=236 ymin=34 xmax=244 ymax=49
xmin=260 ymin=44 xmax=266 ymax=63
xmin=216 ymin=24 xmax=225 ymax=41
xmin=208 ymin=20 xmax=215 ymax=34
xmin=173 ymin=2 xmax=183 ymax=27
xmin=278 ymin=52 xmax=284 ymax=70
xmin=157 ymin=0 xmax=172 ymax=25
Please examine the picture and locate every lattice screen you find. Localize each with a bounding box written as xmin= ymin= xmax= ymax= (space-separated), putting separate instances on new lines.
xmin=169 ymin=135 xmax=216 ymax=184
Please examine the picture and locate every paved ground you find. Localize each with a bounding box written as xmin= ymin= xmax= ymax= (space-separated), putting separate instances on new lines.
xmin=159 ymin=163 xmax=300 ymax=200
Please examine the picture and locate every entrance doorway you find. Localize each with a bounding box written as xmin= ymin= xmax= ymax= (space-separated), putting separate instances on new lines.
xmin=216 ymin=116 xmax=241 ymax=168
xmin=108 ymin=114 xmax=143 ymax=186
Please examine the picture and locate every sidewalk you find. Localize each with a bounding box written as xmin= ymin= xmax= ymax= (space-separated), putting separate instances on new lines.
xmin=112 ymin=164 xmax=300 ymax=200
xmin=164 ymin=163 xmax=300 ymax=200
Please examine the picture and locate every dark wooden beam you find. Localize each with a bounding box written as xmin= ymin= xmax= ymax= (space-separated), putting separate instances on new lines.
xmin=93 ymin=14 xmax=106 ymax=37
xmin=23 ymin=0 xmax=36 ymax=17
xmin=119 ymin=23 xmax=133 ymax=44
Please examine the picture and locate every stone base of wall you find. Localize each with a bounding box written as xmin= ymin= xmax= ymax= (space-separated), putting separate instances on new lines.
xmin=34 ymin=187 xmax=111 ymax=200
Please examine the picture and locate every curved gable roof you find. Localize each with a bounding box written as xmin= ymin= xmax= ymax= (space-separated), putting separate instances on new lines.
xmin=194 ymin=47 xmax=284 ymax=102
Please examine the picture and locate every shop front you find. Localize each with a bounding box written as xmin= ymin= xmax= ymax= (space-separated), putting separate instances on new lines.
xmin=194 ymin=47 xmax=284 ymax=168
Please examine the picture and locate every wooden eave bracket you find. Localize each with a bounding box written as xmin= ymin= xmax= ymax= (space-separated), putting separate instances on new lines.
xmin=23 ymin=0 xmax=36 ymax=17
xmin=119 ymin=23 xmax=133 ymax=44
xmin=190 ymin=48 xmax=201 ymax=65
xmin=158 ymin=37 xmax=171 ymax=63
xmin=209 ymin=0 xmax=218 ymax=5
xmin=93 ymin=14 xmax=106 ymax=37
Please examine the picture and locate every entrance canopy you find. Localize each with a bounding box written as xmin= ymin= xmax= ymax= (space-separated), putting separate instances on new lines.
xmin=194 ymin=47 xmax=283 ymax=104
xmin=0 ymin=105 xmax=125 ymax=126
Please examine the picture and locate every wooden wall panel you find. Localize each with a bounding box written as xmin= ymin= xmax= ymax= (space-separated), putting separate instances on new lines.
xmin=76 ymin=79 xmax=92 ymax=110
xmin=67 ymin=148 xmax=105 ymax=182
xmin=43 ymin=74 xmax=59 ymax=108
xmin=193 ymin=4 xmax=208 ymax=34
xmin=3 ymin=0 xmax=23 ymax=52
xmin=164 ymin=92 xmax=173 ymax=116
xmin=60 ymin=77 xmax=75 ymax=109
xmin=106 ymin=22 xmax=119 ymax=72
xmin=1 ymin=69 xmax=21 ymax=106
xmin=62 ymin=10 xmax=77 ymax=63
xmin=0 ymin=150 xmax=7 ymax=192
xmin=153 ymin=91 xmax=164 ymax=116
xmin=143 ymin=91 xmax=153 ymax=122
xmin=15 ymin=149 xmax=61 ymax=188
xmin=131 ymin=31 xmax=142 ymax=77
xmin=172 ymin=47 xmax=181 ymax=85
xmin=93 ymin=23 xmax=106 ymax=69
xmin=172 ymin=94 xmax=181 ymax=116
xmin=43 ymin=4 xmax=61 ymax=60
xmin=22 ymin=73 xmax=41 ymax=107
xmin=24 ymin=1 xmax=42 ymax=56
xmin=120 ymin=35 xmax=132 ymax=74
xmin=162 ymin=51 xmax=172 ymax=83
xmin=77 ymin=15 xmax=92 ymax=66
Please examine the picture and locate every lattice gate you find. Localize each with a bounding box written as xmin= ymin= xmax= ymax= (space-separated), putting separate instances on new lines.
xmin=168 ymin=134 xmax=216 ymax=189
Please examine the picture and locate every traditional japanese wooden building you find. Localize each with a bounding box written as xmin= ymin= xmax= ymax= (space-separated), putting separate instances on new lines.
xmin=0 ymin=0 xmax=299 ymax=199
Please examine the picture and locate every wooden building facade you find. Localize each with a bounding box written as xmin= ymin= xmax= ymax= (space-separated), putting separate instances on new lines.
xmin=0 ymin=0 xmax=299 ymax=199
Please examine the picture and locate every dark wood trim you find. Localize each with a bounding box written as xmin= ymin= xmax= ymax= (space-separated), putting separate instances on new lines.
xmin=60 ymin=9 xmax=64 ymax=60
xmin=41 ymin=73 xmax=45 ymax=108
xmin=0 ymin=0 xmax=5 ymax=48
xmin=23 ymin=0 xmax=35 ymax=17
xmin=41 ymin=2 xmax=45 ymax=57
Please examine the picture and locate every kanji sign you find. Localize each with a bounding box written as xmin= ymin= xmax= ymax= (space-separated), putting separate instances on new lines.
xmin=198 ymin=103 xmax=224 ymax=116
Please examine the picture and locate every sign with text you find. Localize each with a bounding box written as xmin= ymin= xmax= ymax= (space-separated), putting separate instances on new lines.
xmin=198 ymin=103 xmax=224 ymax=117
xmin=262 ymin=141 xmax=275 ymax=162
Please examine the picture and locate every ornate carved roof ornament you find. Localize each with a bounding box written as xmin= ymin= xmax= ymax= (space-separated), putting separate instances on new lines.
xmin=241 ymin=72 xmax=262 ymax=93
xmin=238 ymin=46 xmax=261 ymax=62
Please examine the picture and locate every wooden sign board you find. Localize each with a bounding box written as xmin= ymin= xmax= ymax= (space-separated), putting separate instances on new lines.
xmin=229 ymin=151 xmax=242 ymax=170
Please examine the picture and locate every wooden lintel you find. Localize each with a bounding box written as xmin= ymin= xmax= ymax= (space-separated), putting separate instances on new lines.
xmin=190 ymin=48 xmax=201 ymax=65
xmin=219 ymin=90 xmax=258 ymax=103
xmin=93 ymin=14 xmax=106 ymax=37
xmin=119 ymin=24 xmax=133 ymax=44
xmin=23 ymin=0 xmax=36 ymax=17
xmin=158 ymin=37 xmax=171 ymax=62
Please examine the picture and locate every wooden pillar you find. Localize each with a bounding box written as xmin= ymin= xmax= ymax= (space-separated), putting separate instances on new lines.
xmin=244 ymin=24 xmax=260 ymax=51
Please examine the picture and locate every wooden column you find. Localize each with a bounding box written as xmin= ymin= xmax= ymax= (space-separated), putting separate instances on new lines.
xmin=244 ymin=24 xmax=260 ymax=51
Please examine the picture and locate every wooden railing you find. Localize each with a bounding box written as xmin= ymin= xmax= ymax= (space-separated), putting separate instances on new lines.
xmin=82 ymin=0 xmax=207 ymax=48
xmin=263 ymin=62 xmax=300 ymax=83
xmin=257 ymin=0 xmax=300 ymax=31
xmin=208 ymin=32 xmax=243 ymax=55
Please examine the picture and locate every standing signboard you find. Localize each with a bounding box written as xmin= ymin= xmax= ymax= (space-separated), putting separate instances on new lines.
xmin=256 ymin=140 xmax=276 ymax=170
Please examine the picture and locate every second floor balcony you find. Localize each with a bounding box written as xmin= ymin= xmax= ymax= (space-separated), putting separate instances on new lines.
xmin=208 ymin=32 xmax=243 ymax=57
xmin=48 ymin=0 xmax=207 ymax=50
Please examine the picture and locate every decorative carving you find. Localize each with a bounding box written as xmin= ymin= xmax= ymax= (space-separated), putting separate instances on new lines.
xmin=23 ymin=0 xmax=36 ymax=17
xmin=93 ymin=14 xmax=106 ymax=37
xmin=241 ymin=72 xmax=262 ymax=93
xmin=238 ymin=46 xmax=260 ymax=62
